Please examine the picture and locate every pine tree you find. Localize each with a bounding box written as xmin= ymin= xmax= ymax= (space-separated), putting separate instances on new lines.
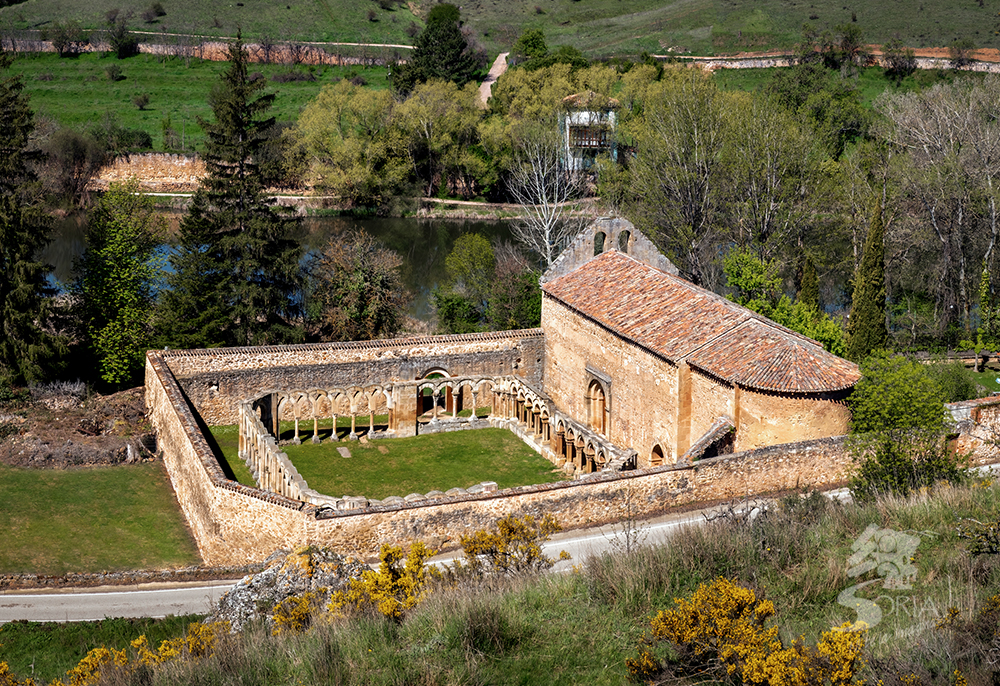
xmin=846 ymin=199 xmax=887 ymax=361
xmin=393 ymin=4 xmax=484 ymax=95
xmin=0 ymin=50 xmax=64 ymax=386
xmin=158 ymin=34 xmax=303 ymax=349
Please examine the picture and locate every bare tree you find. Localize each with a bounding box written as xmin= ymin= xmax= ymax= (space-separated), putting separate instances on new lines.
xmin=506 ymin=125 xmax=587 ymax=268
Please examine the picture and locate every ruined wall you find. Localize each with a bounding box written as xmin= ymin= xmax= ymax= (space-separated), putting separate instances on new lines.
xmin=165 ymin=330 xmax=545 ymax=425
xmin=735 ymin=389 xmax=851 ymax=452
xmin=542 ymin=296 xmax=679 ymax=466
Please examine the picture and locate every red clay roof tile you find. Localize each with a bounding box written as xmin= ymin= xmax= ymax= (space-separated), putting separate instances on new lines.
xmin=542 ymin=251 xmax=859 ymax=393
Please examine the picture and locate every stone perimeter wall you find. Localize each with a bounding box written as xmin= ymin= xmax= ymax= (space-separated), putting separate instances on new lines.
xmin=148 ymin=339 xmax=859 ymax=566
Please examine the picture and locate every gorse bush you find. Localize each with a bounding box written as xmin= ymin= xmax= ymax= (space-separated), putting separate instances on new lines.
xmin=451 ymin=513 xmax=569 ymax=578
xmin=329 ymin=542 xmax=435 ymax=620
xmin=628 ymin=577 xmax=867 ymax=685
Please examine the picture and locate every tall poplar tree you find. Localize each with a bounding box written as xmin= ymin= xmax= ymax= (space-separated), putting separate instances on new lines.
xmin=846 ymin=200 xmax=888 ymax=361
xmin=0 ymin=50 xmax=64 ymax=386
xmin=158 ymin=34 xmax=303 ymax=349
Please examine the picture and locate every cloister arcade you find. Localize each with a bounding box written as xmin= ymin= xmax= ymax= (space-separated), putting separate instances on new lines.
xmin=236 ymin=373 xmax=637 ymax=502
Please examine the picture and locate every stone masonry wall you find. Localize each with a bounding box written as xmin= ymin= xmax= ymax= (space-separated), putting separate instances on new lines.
xmin=542 ymin=296 xmax=680 ymax=466
xmin=736 ymin=389 xmax=852 ymax=452
xmin=164 ymin=331 xmax=545 ymax=425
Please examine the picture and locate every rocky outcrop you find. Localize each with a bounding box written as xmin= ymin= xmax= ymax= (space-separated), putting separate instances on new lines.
xmin=207 ymin=546 xmax=367 ymax=632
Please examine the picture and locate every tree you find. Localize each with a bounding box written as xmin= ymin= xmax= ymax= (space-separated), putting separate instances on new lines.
xmin=799 ymin=254 xmax=820 ymax=311
xmin=511 ymin=28 xmax=548 ymax=66
xmin=292 ymin=79 xmax=411 ymax=212
xmin=0 ymin=50 xmax=64 ymax=387
xmin=309 ymin=229 xmax=410 ymax=342
xmin=158 ymin=34 xmax=303 ymax=349
xmin=846 ymin=200 xmax=887 ymax=361
xmin=625 ymin=70 xmax=726 ymax=285
xmin=392 ymin=3 xmax=484 ymax=95
xmin=882 ymin=38 xmax=916 ymax=84
xmin=848 ymin=351 xmax=961 ymax=498
xmin=506 ymin=123 xmax=587 ymax=267
xmin=104 ymin=9 xmax=138 ymax=59
xmin=74 ymin=178 xmax=164 ymax=387
xmin=485 ymin=241 xmax=541 ymax=330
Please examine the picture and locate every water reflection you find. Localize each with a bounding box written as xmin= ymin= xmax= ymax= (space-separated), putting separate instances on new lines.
xmin=42 ymin=213 xmax=514 ymax=321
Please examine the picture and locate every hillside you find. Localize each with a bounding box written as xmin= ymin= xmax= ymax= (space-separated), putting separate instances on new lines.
xmin=3 ymin=0 xmax=1000 ymax=58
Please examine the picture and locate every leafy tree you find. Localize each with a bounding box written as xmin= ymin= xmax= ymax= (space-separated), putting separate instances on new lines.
xmin=38 ymin=128 xmax=106 ymax=205
xmin=392 ymin=3 xmax=484 ymax=95
xmin=395 ymin=80 xmax=489 ymax=198
xmin=846 ymin=200 xmax=887 ymax=362
xmin=0 ymin=50 xmax=64 ymax=387
xmin=74 ymin=178 xmax=164 ymax=387
xmin=485 ymin=242 xmax=541 ymax=331
xmin=445 ymin=233 xmax=494 ymax=310
xmin=882 ymin=38 xmax=916 ymax=84
xmin=292 ymin=79 xmax=411 ymax=212
xmin=723 ymin=246 xmax=845 ymax=356
xmin=104 ymin=9 xmax=139 ymax=59
xmin=848 ymin=351 xmax=962 ymax=498
xmin=46 ymin=21 xmax=87 ymax=57
xmin=158 ymin=34 xmax=303 ymax=349
xmin=511 ymin=28 xmax=548 ymax=65
xmin=309 ymin=229 xmax=410 ymax=342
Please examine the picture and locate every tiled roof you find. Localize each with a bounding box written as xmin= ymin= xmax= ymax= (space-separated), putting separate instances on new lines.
xmin=542 ymin=251 xmax=860 ymax=393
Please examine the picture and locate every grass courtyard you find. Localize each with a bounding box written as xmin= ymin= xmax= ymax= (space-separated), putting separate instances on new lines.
xmin=209 ymin=423 xmax=566 ymax=500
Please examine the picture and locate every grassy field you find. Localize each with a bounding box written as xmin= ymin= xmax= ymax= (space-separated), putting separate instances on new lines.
xmin=0 ymin=0 xmax=423 ymax=47
xmin=6 ymin=52 xmax=387 ymax=151
xmin=0 ymin=615 xmax=202 ymax=683
xmin=4 ymin=0 xmax=1000 ymax=58
xmin=0 ymin=462 xmax=200 ymax=574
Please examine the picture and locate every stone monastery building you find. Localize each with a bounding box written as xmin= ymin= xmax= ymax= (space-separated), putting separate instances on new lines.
xmin=539 ymin=218 xmax=859 ymax=468
xmin=145 ymin=217 xmax=862 ymax=563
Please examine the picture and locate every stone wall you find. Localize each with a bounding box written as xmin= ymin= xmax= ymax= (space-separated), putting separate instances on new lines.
xmin=164 ymin=330 xmax=545 ymax=425
xmin=736 ymin=389 xmax=852 ymax=452
xmin=541 ymin=295 xmax=680 ymax=467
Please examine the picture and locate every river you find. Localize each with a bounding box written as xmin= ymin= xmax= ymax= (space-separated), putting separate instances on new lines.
xmin=41 ymin=214 xmax=515 ymax=321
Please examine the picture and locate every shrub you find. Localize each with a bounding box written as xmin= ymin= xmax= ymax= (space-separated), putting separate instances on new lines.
xmin=925 ymin=359 xmax=983 ymax=402
xmin=132 ymin=92 xmax=150 ymax=110
xmin=628 ymin=577 xmax=867 ymax=685
xmin=105 ymin=64 xmax=124 ymax=81
xmin=329 ymin=542 xmax=435 ymax=620
xmin=848 ymin=351 xmax=965 ymax=498
xmin=452 ymin=513 xmax=569 ymax=578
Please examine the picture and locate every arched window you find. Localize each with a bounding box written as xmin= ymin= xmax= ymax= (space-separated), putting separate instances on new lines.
xmin=587 ymin=380 xmax=607 ymax=435
xmin=651 ymin=444 xmax=665 ymax=466
xmin=617 ymin=230 xmax=631 ymax=254
xmin=594 ymin=231 xmax=606 ymax=256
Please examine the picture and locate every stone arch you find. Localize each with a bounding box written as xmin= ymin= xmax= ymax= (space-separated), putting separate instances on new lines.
xmin=617 ymin=229 xmax=631 ymax=254
xmin=651 ymin=444 xmax=665 ymax=467
xmin=594 ymin=231 xmax=606 ymax=255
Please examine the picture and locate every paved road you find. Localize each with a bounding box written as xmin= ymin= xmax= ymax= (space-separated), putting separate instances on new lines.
xmin=0 ymin=581 xmax=235 ymax=624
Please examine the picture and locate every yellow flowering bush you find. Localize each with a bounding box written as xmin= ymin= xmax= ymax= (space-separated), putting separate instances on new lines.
xmin=455 ymin=513 xmax=565 ymax=577
xmin=0 ymin=661 xmax=37 ymax=686
xmin=272 ymin=591 xmax=323 ymax=635
xmin=329 ymin=542 xmax=435 ymax=620
xmin=629 ymin=578 xmax=866 ymax=685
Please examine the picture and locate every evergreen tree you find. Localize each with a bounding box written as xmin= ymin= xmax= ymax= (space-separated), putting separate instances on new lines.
xmin=0 ymin=50 xmax=64 ymax=386
xmin=846 ymin=200 xmax=888 ymax=361
xmin=75 ymin=178 xmax=164 ymax=387
xmin=393 ymin=4 xmax=484 ymax=94
xmin=799 ymin=253 xmax=820 ymax=311
xmin=158 ymin=34 xmax=303 ymax=349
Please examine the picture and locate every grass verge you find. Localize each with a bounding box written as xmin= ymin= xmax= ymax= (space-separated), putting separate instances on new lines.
xmin=0 ymin=462 xmax=200 ymax=574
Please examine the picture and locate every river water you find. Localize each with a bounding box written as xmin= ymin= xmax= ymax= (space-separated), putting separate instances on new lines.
xmin=41 ymin=214 xmax=514 ymax=320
